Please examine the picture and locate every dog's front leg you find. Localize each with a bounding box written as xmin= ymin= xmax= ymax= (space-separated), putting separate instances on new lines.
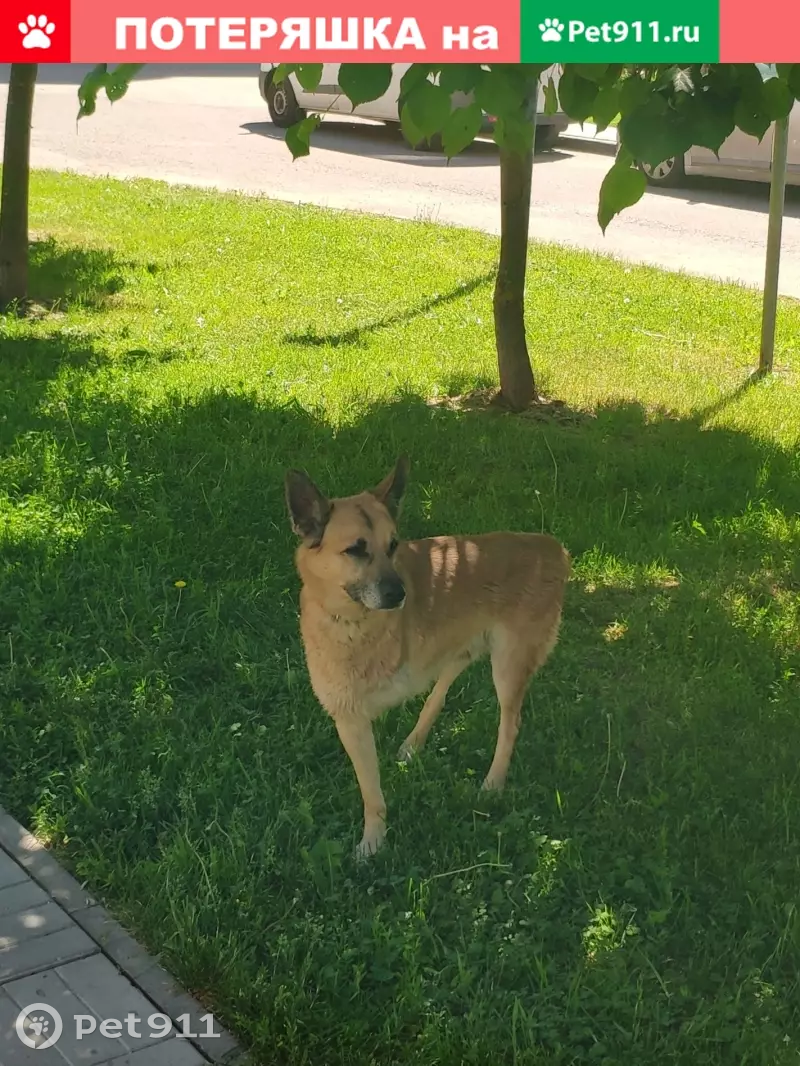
xmin=334 ymin=714 xmax=387 ymax=859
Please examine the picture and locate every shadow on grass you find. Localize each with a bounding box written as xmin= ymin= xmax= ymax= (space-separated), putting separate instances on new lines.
xmin=283 ymin=270 xmax=495 ymax=348
xmin=0 ymin=334 xmax=110 ymax=459
xmin=0 ymin=334 xmax=179 ymax=457
xmin=26 ymin=237 xmax=151 ymax=310
xmin=1 ymin=344 xmax=798 ymax=1065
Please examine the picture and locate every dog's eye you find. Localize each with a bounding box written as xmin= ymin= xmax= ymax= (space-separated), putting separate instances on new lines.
xmin=388 ymin=537 xmax=399 ymax=556
xmin=344 ymin=539 xmax=369 ymax=559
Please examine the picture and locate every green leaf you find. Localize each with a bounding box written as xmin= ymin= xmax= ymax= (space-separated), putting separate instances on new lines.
xmin=285 ymin=115 xmax=321 ymax=160
xmin=399 ymin=104 xmax=426 ymax=149
xmin=493 ymin=113 xmax=535 ymax=155
xmin=733 ymin=98 xmax=771 ymax=142
xmin=400 ymin=64 xmax=434 ymax=101
xmin=104 ymin=80 xmax=128 ymax=104
xmin=732 ymin=63 xmax=765 ymax=98
xmin=618 ymin=74 xmax=653 ymax=115
xmin=105 ymin=64 xmax=144 ymax=103
xmin=406 ymin=80 xmax=453 ymax=139
xmin=272 ymin=63 xmax=293 ymax=84
xmin=543 ymin=77 xmax=558 ymax=117
xmin=475 ymin=67 xmax=526 ymax=119
xmin=338 ymin=64 xmax=393 ymax=108
xmin=598 ymin=159 xmax=647 ymax=234
xmin=619 ymin=98 xmax=691 ymax=167
xmin=294 ymin=64 xmax=323 ymax=92
xmin=669 ymin=66 xmax=694 ymax=94
xmin=571 ymin=64 xmax=611 ymax=84
xmin=683 ymin=92 xmax=735 ymax=154
xmin=789 ymin=65 xmax=800 ymax=101
xmin=441 ymin=102 xmax=483 ymax=158
xmin=760 ymin=76 xmax=794 ymax=121
xmin=558 ymin=68 xmax=599 ymax=124
xmin=590 ymin=85 xmax=621 ymax=133
xmin=598 ymin=64 xmax=624 ymax=89
xmin=77 ymin=64 xmax=108 ymax=120
xmin=111 ymin=63 xmax=144 ymax=82
xmin=438 ymin=64 xmax=483 ymax=94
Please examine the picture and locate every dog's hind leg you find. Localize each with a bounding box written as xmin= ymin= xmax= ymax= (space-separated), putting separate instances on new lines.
xmin=334 ymin=715 xmax=387 ymax=859
xmin=482 ymin=616 xmax=560 ymax=792
xmin=482 ymin=668 xmax=527 ymax=792
xmin=398 ymin=657 xmax=467 ymax=763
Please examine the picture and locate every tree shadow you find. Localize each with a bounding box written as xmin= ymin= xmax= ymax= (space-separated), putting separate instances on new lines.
xmin=26 ymin=237 xmax=147 ymax=310
xmin=283 ymin=270 xmax=495 ymax=348
xmin=0 ymin=361 xmax=798 ymax=1064
xmin=0 ymin=334 xmax=179 ymax=459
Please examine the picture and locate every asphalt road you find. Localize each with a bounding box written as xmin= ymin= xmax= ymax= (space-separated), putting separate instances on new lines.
xmin=2 ymin=63 xmax=800 ymax=296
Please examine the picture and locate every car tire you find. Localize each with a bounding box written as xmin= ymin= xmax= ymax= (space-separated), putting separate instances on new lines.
xmin=265 ymin=77 xmax=306 ymax=128
xmin=639 ymin=155 xmax=686 ymax=188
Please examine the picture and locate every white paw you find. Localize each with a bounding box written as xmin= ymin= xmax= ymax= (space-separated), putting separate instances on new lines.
xmin=18 ymin=14 xmax=56 ymax=49
xmin=355 ymin=824 xmax=386 ymax=860
xmin=397 ymin=738 xmax=418 ymax=763
xmin=538 ymin=17 xmax=564 ymax=42
xmin=481 ymin=775 xmax=505 ymax=793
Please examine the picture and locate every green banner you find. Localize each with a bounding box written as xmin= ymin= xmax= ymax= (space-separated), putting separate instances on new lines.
xmin=521 ymin=0 xmax=720 ymax=61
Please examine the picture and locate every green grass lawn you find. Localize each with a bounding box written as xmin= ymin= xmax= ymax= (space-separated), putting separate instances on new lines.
xmin=2 ymin=169 xmax=800 ymax=1066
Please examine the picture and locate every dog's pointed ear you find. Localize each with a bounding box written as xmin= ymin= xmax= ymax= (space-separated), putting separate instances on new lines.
xmin=371 ymin=455 xmax=410 ymax=520
xmin=285 ymin=470 xmax=332 ymax=544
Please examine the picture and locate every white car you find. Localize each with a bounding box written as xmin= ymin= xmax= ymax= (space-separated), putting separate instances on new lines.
xmin=639 ymin=112 xmax=800 ymax=188
xmin=638 ymin=65 xmax=800 ymax=188
xmin=258 ymin=63 xmax=569 ymax=151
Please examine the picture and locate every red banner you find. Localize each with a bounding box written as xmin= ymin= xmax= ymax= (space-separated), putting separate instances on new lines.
xmin=1 ymin=0 xmax=800 ymax=62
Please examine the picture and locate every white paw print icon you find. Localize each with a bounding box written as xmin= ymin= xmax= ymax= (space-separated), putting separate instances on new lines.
xmin=29 ymin=1015 xmax=50 ymax=1037
xmin=15 ymin=1003 xmax=63 ymax=1050
xmin=18 ymin=14 xmax=56 ymax=49
xmin=539 ymin=17 xmax=565 ymax=42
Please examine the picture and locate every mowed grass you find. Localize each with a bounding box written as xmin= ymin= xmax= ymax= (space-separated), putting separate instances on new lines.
xmin=2 ymin=169 xmax=800 ymax=1066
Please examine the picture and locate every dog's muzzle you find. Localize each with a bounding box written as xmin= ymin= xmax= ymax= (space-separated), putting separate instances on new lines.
xmin=376 ymin=576 xmax=406 ymax=610
xmin=347 ymin=576 xmax=406 ymax=611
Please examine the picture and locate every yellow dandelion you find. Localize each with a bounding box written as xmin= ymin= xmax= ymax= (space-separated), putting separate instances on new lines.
xmin=174 ymin=580 xmax=186 ymax=588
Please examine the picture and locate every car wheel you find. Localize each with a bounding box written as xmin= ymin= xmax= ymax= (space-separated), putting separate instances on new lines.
xmin=639 ymin=155 xmax=686 ymax=188
xmin=266 ymin=77 xmax=306 ymax=128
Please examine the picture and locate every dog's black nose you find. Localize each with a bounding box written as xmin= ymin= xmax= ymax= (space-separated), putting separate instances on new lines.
xmin=378 ymin=576 xmax=406 ymax=609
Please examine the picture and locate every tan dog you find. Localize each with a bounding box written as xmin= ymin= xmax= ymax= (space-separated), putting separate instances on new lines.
xmin=286 ymin=456 xmax=570 ymax=858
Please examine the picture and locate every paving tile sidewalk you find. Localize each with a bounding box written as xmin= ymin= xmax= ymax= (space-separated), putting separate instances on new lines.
xmin=0 ymin=807 xmax=246 ymax=1065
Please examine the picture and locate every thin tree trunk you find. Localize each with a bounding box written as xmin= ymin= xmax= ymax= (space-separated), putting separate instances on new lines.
xmin=493 ymin=86 xmax=537 ymax=411
xmin=759 ymin=114 xmax=789 ymax=375
xmin=0 ymin=63 xmax=38 ymax=307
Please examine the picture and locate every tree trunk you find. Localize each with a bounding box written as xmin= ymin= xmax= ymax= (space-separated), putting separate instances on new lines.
xmin=0 ymin=63 xmax=38 ymax=307
xmin=493 ymin=88 xmax=537 ymax=411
